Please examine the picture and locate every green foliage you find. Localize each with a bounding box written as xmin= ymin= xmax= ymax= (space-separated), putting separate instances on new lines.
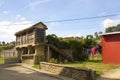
xmin=0 ymin=44 xmax=15 ymax=52
xmin=0 ymin=47 xmax=3 ymax=52
xmin=105 ymin=24 xmax=120 ymax=33
xmin=62 ymin=58 xmax=120 ymax=75
xmin=46 ymin=34 xmax=97 ymax=61
xmin=33 ymin=64 xmax=40 ymax=69
xmin=46 ymin=34 xmax=61 ymax=47
xmin=2 ymin=41 xmax=5 ymax=46
xmin=0 ymin=57 xmax=4 ymax=64
xmin=94 ymin=32 xmax=102 ymax=40
xmin=83 ymin=35 xmax=97 ymax=48
xmin=59 ymin=40 xmax=69 ymax=49
xmin=67 ymin=39 xmax=84 ymax=61
xmin=49 ymin=58 xmax=58 ymax=64
xmin=46 ymin=34 xmax=69 ymax=49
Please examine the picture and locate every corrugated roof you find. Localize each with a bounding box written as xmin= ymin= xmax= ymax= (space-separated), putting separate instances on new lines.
xmin=100 ymin=31 xmax=120 ymax=36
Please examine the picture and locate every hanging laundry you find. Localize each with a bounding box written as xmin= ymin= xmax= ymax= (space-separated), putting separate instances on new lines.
xmin=85 ymin=49 xmax=91 ymax=58
xmin=91 ymin=47 xmax=96 ymax=55
xmin=86 ymin=49 xmax=91 ymax=55
xmin=96 ymin=44 xmax=101 ymax=54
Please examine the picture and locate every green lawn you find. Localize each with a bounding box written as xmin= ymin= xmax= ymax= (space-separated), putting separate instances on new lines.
xmin=0 ymin=57 xmax=4 ymax=64
xmin=62 ymin=58 xmax=120 ymax=75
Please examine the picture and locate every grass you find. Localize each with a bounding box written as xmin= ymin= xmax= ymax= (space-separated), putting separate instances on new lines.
xmin=0 ymin=57 xmax=4 ymax=64
xmin=61 ymin=58 xmax=120 ymax=75
xmin=32 ymin=64 xmax=40 ymax=69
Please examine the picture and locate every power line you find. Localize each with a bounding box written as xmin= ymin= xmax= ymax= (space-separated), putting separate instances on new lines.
xmin=44 ymin=14 xmax=120 ymax=23
xmin=0 ymin=13 xmax=119 ymax=26
xmin=0 ymin=23 xmax=33 ymax=26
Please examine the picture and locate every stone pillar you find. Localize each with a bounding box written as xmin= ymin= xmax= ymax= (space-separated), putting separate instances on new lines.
xmin=17 ymin=48 xmax=22 ymax=62
xmin=34 ymin=45 xmax=45 ymax=64
xmin=27 ymin=47 xmax=30 ymax=55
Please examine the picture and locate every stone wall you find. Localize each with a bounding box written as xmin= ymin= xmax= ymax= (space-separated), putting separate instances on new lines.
xmin=35 ymin=45 xmax=45 ymax=64
xmin=4 ymin=58 xmax=20 ymax=64
xmin=22 ymin=55 xmax=34 ymax=65
xmin=40 ymin=62 xmax=96 ymax=80
xmin=0 ymin=48 xmax=17 ymax=58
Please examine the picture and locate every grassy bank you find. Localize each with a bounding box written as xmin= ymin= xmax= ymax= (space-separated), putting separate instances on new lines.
xmin=32 ymin=58 xmax=120 ymax=75
xmin=0 ymin=57 xmax=4 ymax=64
xmin=33 ymin=64 xmax=40 ymax=69
xmin=62 ymin=59 xmax=119 ymax=75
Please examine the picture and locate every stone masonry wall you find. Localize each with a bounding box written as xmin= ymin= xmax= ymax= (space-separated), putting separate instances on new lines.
xmin=40 ymin=62 xmax=97 ymax=80
xmin=4 ymin=58 xmax=20 ymax=64
xmin=0 ymin=48 xmax=17 ymax=58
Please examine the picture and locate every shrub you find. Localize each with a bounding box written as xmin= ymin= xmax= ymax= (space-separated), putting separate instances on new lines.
xmin=49 ymin=58 xmax=58 ymax=64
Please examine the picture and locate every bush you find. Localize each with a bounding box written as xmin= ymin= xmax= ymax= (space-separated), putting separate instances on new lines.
xmin=46 ymin=34 xmax=97 ymax=62
xmin=0 ymin=44 xmax=15 ymax=52
xmin=33 ymin=64 xmax=40 ymax=69
xmin=49 ymin=58 xmax=58 ymax=64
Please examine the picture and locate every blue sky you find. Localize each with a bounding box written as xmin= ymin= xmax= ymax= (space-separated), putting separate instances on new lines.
xmin=0 ymin=0 xmax=120 ymax=42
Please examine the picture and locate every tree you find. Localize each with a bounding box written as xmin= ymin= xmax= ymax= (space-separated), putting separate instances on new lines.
xmin=86 ymin=35 xmax=93 ymax=39
xmin=116 ymin=24 xmax=120 ymax=31
xmin=46 ymin=34 xmax=90 ymax=61
xmin=105 ymin=24 xmax=120 ymax=33
xmin=0 ymin=41 xmax=2 ymax=46
xmin=2 ymin=41 xmax=5 ymax=46
xmin=94 ymin=32 xmax=99 ymax=39
xmin=83 ymin=35 xmax=96 ymax=48
xmin=94 ymin=32 xmax=103 ymax=40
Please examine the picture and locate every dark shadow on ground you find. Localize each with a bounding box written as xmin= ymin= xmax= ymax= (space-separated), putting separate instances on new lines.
xmin=0 ymin=64 xmax=64 ymax=80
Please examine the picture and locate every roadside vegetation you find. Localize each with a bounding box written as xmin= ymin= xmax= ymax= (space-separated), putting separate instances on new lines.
xmin=46 ymin=32 xmax=120 ymax=75
xmin=33 ymin=64 xmax=40 ymax=69
xmin=46 ymin=34 xmax=99 ymax=61
xmin=61 ymin=58 xmax=120 ymax=75
xmin=0 ymin=41 xmax=15 ymax=52
xmin=0 ymin=57 xmax=4 ymax=64
xmin=33 ymin=25 xmax=120 ymax=75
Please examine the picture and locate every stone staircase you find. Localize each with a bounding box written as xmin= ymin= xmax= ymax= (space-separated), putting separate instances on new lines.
xmin=48 ymin=44 xmax=74 ymax=62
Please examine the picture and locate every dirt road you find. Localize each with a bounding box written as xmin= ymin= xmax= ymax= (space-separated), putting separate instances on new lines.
xmin=97 ymin=68 xmax=120 ymax=80
xmin=0 ymin=64 xmax=73 ymax=80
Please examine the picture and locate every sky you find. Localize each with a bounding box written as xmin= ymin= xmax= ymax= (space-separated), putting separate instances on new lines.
xmin=0 ymin=0 xmax=120 ymax=42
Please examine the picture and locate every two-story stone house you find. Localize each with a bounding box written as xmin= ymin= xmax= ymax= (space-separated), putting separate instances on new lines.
xmin=15 ymin=22 xmax=47 ymax=64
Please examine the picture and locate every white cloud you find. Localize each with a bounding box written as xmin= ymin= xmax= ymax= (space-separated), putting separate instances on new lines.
xmin=116 ymin=14 xmax=120 ymax=19
xmin=15 ymin=14 xmax=27 ymax=22
xmin=29 ymin=0 xmax=50 ymax=6
xmin=25 ymin=0 xmax=50 ymax=9
xmin=0 ymin=20 xmax=33 ymax=42
xmin=2 ymin=11 xmax=9 ymax=14
xmin=0 ymin=21 xmax=11 ymax=29
xmin=101 ymin=19 xmax=120 ymax=28
xmin=20 ymin=17 xmax=26 ymax=21
xmin=15 ymin=14 xmax=21 ymax=19
xmin=15 ymin=14 xmax=27 ymax=21
xmin=98 ymin=12 xmax=107 ymax=16
xmin=48 ymin=22 xmax=59 ymax=27
xmin=46 ymin=22 xmax=60 ymax=34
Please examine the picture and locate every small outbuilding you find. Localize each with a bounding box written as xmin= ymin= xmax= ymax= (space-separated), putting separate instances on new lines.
xmin=101 ymin=32 xmax=120 ymax=65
